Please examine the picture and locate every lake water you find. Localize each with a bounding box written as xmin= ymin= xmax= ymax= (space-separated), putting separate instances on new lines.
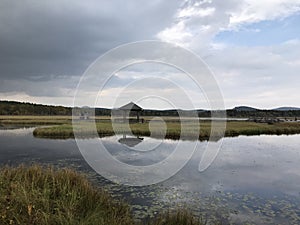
xmin=0 ymin=125 xmax=300 ymax=224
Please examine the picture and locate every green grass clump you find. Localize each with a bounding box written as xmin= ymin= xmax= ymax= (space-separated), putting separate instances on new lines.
xmin=33 ymin=124 xmax=75 ymax=139
xmin=146 ymin=210 xmax=209 ymax=225
xmin=0 ymin=165 xmax=133 ymax=225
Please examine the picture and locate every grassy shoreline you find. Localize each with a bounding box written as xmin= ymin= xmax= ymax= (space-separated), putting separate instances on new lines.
xmin=0 ymin=165 xmax=210 ymax=225
xmin=0 ymin=115 xmax=71 ymax=125
xmin=33 ymin=120 xmax=300 ymax=140
xmin=1 ymin=115 xmax=300 ymax=140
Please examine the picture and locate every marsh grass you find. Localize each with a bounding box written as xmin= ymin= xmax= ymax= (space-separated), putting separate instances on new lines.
xmin=33 ymin=119 xmax=300 ymax=140
xmin=0 ymin=165 xmax=134 ymax=225
xmin=2 ymin=115 xmax=300 ymax=139
xmin=144 ymin=209 xmax=210 ymax=225
xmin=225 ymin=121 xmax=300 ymax=136
xmin=0 ymin=165 xmax=218 ymax=225
xmin=0 ymin=116 xmax=71 ymax=125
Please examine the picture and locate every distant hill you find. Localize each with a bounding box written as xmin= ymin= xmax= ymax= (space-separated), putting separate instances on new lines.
xmin=0 ymin=100 xmax=300 ymax=118
xmin=0 ymin=101 xmax=72 ymax=116
xmin=0 ymin=101 xmax=112 ymax=116
xmin=227 ymin=106 xmax=300 ymax=118
xmin=233 ymin=106 xmax=258 ymax=111
xmin=273 ymin=107 xmax=300 ymax=111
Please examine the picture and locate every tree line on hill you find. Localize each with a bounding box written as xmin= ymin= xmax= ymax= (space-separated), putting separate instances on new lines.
xmin=0 ymin=101 xmax=71 ymax=116
xmin=226 ymin=109 xmax=300 ymax=118
xmin=0 ymin=101 xmax=299 ymax=118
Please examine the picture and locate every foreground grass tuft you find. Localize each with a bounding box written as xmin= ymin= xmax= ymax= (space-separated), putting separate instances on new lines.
xmin=0 ymin=165 xmax=133 ymax=225
xmin=146 ymin=209 xmax=209 ymax=225
xmin=0 ymin=165 xmax=215 ymax=225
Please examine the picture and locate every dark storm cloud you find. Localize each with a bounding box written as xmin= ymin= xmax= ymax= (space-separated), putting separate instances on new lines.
xmin=0 ymin=0 xmax=181 ymax=80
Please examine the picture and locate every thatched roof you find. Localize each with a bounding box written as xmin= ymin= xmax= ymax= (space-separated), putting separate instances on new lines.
xmin=119 ymin=102 xmax=142 ymax=111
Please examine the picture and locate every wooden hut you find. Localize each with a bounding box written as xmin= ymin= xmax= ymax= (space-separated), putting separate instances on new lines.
xmin=119 ymin=102 xmax=143 ymax=123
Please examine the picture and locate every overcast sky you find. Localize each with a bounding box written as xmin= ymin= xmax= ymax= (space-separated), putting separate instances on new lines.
xmin=0 ymin=0 xmax=300 ymax=109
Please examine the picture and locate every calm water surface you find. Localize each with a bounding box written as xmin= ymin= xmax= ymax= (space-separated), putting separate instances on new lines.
xmin=0 ymin=126 xmax=300 ymax=224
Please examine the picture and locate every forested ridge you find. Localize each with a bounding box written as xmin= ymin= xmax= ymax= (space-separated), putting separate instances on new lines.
xmin=0 ymin=100 xmax=299 ymax=118
xmin=0 ymin=101 xmax=71 ymax=115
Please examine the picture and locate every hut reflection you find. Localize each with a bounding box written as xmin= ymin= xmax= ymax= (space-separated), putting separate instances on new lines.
xmin=118 ymin=134 xmax=144 ymax=147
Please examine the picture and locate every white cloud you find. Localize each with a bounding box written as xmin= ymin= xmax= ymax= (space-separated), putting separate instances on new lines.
xmin=229 ymin=0 xmax=300 ymax=29
xmin=156 ymin=0 xmax=237 ymax=48
xmin=155 ymin=0 xmax=300 ymax=108
xmin=155 ymin=21 xmax=193 ymax=48
xmin=157 ymin=0 xmax=300 ymax=48
xmin=178 ymin=6 xmax=215 ymax=18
